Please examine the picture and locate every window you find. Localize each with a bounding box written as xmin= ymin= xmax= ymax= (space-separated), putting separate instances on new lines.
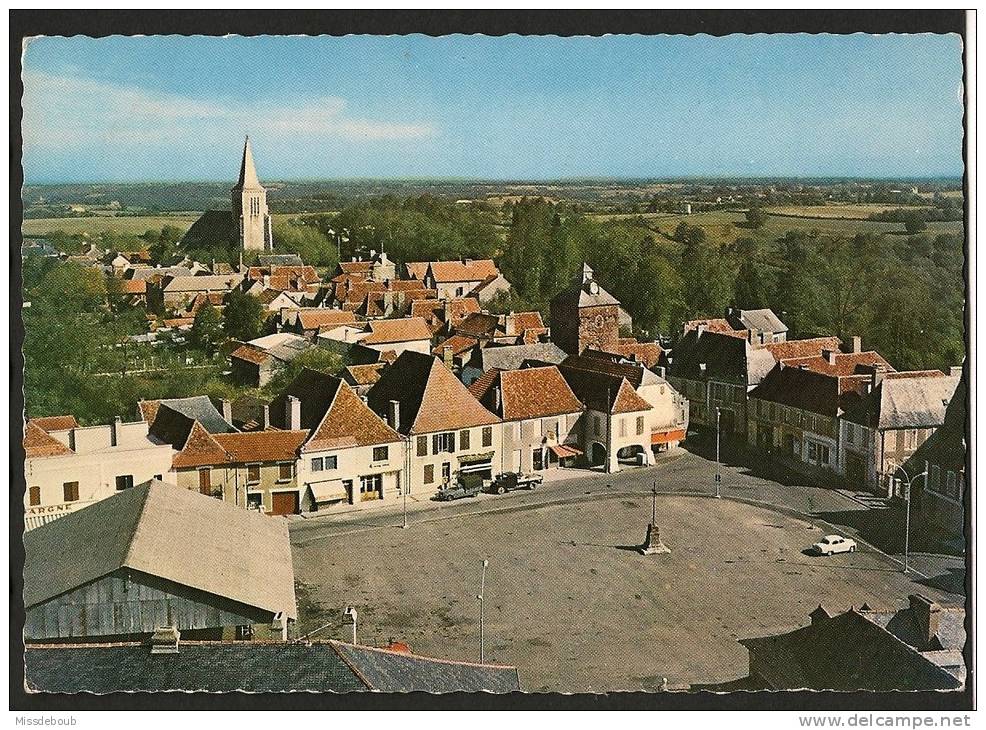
xmin=372 ymin=445 xmax=389 ymax=463
xmin=311 ymin=456 xmax=324 ymax=472
xmin=29 ymin=486 xmax=41 ymax=506
xmin=360 ymin=474 xmax=383 ymax=501
xmin=247 ymin=464 xmax=261 ymax=484
xmin=619 ymin=419 xmax=627 ymax=438
xmin=459 ymin=429 xmax=470 ymax=451
xmin=846 ymin=423 xmax=855 ymax=445
xmin=198 ymin=468 xmax=211 ymax=495
xmin=423 ymin=464 xmax=435 ymax=484
xmin=636 ymin=416 xmax=645 ymax=436
xmin=482 ymin=426 xmax=493 ymax=448
xmin=433 ymin=432 xmax=455 ymax=454
xmin=806 ymin=441 xmax=830 ymax=466
xmin=416 ymin=435 xmax=428 ymax=457
xmin=906 ymin=429 xmax=918 ymax=450
xmin=235 ymin=625 xmax=254 ymax=641
xmin=247 ymin=493 xmax=263 ymax=511
xmin=63 ymin=481 xmax=79 ymax=502
xmin=946 ymin=471 xmax=958 ymax=498
xmin=278 ymin=462 xmax=293 ymax=482
xmin=115 ymin=475 xmax=134 ymax=491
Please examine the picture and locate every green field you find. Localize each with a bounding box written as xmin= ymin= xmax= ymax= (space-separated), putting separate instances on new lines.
xmin=636 ymin=209 xmax=963 ymax=244
xmin=22 ymin=215 xmax=202 ymax=237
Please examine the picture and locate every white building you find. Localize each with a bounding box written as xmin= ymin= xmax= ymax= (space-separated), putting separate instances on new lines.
xmin=23 ymin=417 xmax=175 ymax=530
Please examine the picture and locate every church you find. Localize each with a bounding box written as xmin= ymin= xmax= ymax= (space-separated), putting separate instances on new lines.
xmin=181 ymin=136 xmax=274 ymax=253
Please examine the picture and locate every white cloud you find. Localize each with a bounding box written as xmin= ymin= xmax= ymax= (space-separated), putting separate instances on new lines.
xmin=21 ymin=71 xmax=438 ymax=153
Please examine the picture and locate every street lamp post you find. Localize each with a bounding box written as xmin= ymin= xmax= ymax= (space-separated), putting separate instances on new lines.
xmin=477 ymin=559 xmax=489 ymax=663
xmin=344 ymin=606 xmax=358 ymax=645
xmin=892 ymin=464 xmax=927 ymax=574
xmin=714 ymin=407 xmax=722 ymax=498
xmin=402 ymin=485 xmax=408 ymax=529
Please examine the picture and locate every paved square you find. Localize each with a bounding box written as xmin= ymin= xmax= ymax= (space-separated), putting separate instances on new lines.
xmin=292 ymin=493 xmax=958 ymax=692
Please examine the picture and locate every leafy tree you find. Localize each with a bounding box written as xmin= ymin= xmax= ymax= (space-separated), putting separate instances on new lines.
xmin=261 ymin=347 xmax=345 ymax=398
xmin=145 ymin=225 xmax=184 ymax=265
xmin=745 ymin=205 xmax=768 ymax=230
xmin=732 ymin=238 xmax=774 ymax=310
xmin=903 ymin=212 xmax=928 ymax=234
xmin=189 ymin=301 xmax=223 ymax=354
xmin=223 ymin=289 xmax=265 ymax=342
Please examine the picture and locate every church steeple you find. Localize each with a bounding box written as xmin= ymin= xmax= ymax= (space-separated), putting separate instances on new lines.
xmin=231 ymin=136 xmax=273 ymax=252
xmin=234 ymin=136 xmax=262 ymax=190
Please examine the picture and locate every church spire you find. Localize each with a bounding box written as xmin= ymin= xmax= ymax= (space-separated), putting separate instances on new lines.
xmin=234 ymin=135 xmax=262 ymax=190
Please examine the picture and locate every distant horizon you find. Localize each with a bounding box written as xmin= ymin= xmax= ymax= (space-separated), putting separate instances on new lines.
xmin=23 ymin=173 xmax=966 ymax=188
xmin=22 ymin=34 xmax=964 ymax=183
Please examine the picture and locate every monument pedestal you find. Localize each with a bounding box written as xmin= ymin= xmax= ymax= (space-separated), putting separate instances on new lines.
xmin=639 ymin=523 xmax=671 ymax=555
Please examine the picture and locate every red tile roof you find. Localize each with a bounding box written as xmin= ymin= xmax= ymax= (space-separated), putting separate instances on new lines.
xmin=611 ymin=379 xmax=653 ymax=414
xmin=433 ymin=334 xmax=481 ymax=358
xmin=230 ymin=345 xmax=271 ymax=366
xmin=342 ymin=363 xmax=388 ymax=386
xmin=23 ymin=422 xmax=74 ymax=458
xmin=295 ymin=309 xmax=357 ymax=331
xmin=29 ymin=415 xmax=79 ymax=432
xmin=117 ymin=279 xmax=147 ymax=295
xmin=367 ymin=351 xmax=500 ymax=435
xmin=765 ymin=336 xmax=842 ymax=362
xmin=213 ymin=430 xmax=309 ymax=463
xmin=470 ymin=366 xmax=583 ymax=421
xmin=427 ymin=259 xmax=499 ymax=283
xmin=781 ymin=351 xmax=894 ymax=377
xmin=305 ymin=380 xmax=401 ymax=451
xmin=172 ymin=421 xmax=231 ymax=469
xmin=614 ymin=338 xmax=663 ymax=369
xmin=683 ymin=318 xmax=741 ymax=336
xmin=361 ymin=318 xmax=432 ymax=345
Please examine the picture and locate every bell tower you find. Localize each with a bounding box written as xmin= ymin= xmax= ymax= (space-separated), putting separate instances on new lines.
xmin=231 ymin=136 xmax=273 ymax=251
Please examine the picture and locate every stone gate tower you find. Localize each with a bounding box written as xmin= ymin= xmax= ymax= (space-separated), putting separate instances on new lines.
xmin=549 ymin=263 xmax=621 ymax=355
xmin=231 ymin=136 xmax=273 ymax=251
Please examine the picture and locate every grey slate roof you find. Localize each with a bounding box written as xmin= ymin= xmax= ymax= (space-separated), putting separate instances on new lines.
xmin=740 ymin=608 xmax=963 ymax=691
xmin=906 ymin=369 xmax=967 ymax=473
xmin=180 ymin=210 xmax=239 ymax=251
xmin=23 ymin=480 xmax=297 ymax=619
xmin=25 ymin=642 xmax=366 ymax=694
xmin=128 ymin=266 xmax=193 ymax=281
xmin=333 ymin=641 xmax=521 ymax=693
xmin=156 ymin=396 xmax=236 ymax=435
xmin=731 ymin=308 xmax=788 ymax=334
xmin=259 ymin=254 xmax=305 ymax=267
xmin=24 ymin=640 xmax=521 ymax=694
xmin=473 ymin=342 xmax=567 ymax=372
xmin=844 ymin=373 xmax=959 ymax=429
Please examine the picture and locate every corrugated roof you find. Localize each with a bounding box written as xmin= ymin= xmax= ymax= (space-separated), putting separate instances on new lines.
xmin=23 ymin=480 xmax=296 ymax=618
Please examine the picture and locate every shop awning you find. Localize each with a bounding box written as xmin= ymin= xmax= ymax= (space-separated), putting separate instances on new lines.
xmin=651 ymin=429 xmax=686 ymax=445
xmin=549 ymin=444 xmax=583 ymax=459
xmin=458 ymin=451 xmax=494 ymax=466
xmin=309 ymin=480 xmax=349 ymax=503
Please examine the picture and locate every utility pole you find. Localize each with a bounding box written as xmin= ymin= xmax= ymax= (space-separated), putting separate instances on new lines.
xmin=715 ymin=407 xmax=722 ymax=498
xmin=402 ymin=483 xmax=408 ymax=529
xmin=893 ymin=464 xmax=927 ymax=574
xmin=477 ymin=559 xmax=489 ymax=663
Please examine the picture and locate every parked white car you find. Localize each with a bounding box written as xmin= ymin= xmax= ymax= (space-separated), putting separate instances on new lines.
xmin=812 ymin=534 xmax=857 ymax=556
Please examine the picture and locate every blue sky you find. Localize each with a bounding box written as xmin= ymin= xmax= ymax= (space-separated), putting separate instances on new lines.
xmin=22 ymin=34 xmax=964 ymax=182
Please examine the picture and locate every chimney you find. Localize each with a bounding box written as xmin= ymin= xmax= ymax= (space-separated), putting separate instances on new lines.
xmin=443 ymin=345 xmax=454 ymax=369
xmin=387 ymin=400 xmax=400 ymax=430
xmin=112 ymin=416 xmax=123 ymax=447
xmin=851 ymin=336 xmax=862 ymax=353
xmin=493 ymin=384 xmax=502 ymax=413
xmin=655 ymin=365 xmax=666 ymax=378
xmin=221 ymin=399 xmax=232 ymax=424
xmin=949 ymin=365 xmax=963 ymax=377
xmin=370 ymin=249 xmax=377 ymax=259
xmin=287 ymin=395 xmax=302 ymax=431
xmin=261 ymin=403 xmax=270 ymax=430
xmin=908 ymin=594 xmax=942 ymax=649
xmin=149 ymin=626 xmax=180 ymax=655
xmin=696 ymin=324 xmax=706 ymax=338
xmin=822 ymin=349 xmax=838 ymax=366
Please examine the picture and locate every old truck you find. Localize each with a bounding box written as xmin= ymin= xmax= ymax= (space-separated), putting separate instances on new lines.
xmin=486 ymin=471 xmax=543 ymax=495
